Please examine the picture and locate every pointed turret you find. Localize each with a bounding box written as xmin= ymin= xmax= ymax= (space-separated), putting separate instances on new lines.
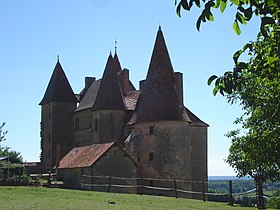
xmin=39 ymin=59 xmax=77 ymax=105
xmin=92 ymin=54 xmax=125 ymax=110
xmin=113 ymin=52 xmax=122 ymax=73
xmin=137 ymin=27 xmax=182 ymax=122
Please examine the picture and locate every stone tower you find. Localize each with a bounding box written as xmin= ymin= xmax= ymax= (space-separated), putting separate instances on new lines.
xmin=73 ymin=53 xmax=127 ymax=147
xmin=39 ymin=59 xmax=77 ymax=170
xmin=91 ymin=54 xmax=126 ymax=143
xmin=127 ymin=26 xmax=192 ymax=180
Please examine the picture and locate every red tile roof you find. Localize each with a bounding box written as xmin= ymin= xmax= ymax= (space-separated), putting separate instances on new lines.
xmin=58 ymin=142 xmax=115 ymax=169
xmin=124 ymin=90 xmax=141 ymax=110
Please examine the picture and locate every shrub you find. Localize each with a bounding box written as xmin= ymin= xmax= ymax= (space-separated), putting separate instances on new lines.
xmin=267 ymin=197 xmax=280 ymax=209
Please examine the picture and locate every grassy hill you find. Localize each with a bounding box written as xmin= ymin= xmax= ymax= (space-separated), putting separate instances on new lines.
xmin=0 ymin=186 xmax=262 ymax=210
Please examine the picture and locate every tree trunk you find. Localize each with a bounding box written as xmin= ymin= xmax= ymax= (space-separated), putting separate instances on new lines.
xmin=256 ymin=179 xmax=265 ymax=209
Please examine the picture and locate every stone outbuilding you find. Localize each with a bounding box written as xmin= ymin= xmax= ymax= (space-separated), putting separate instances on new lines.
xmin=57 ymin=141 xmax=139 ymax=192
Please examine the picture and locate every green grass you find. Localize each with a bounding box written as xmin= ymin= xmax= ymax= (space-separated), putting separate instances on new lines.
xmin=0 ymin=186 xmax=263 ymax=210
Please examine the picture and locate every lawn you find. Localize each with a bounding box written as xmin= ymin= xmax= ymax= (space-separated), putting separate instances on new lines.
xmin=0 ymin=186 xmax=262 ymax=210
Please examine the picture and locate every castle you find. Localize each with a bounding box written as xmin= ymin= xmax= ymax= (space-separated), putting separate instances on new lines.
xmin=39 ymin=27 xmax=208 ymax=197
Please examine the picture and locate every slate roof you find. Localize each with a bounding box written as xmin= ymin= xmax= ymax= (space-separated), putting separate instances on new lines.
xmin=185 ymin=107 xmax=209 ymax=127
xmin=75 ymin=80 xmax=101 ymax=111
xmin=39 ymin=61 xmax=77 ymax=105
xmin=92 ymin=54 xmax=126 ymax=110
xmin=113 ymin=53 xmax=122 ymax=73
xmin=58 ymin=142 xmax=139 ymax=169
xmin=136 ymin=26 xmax=183 ymax=122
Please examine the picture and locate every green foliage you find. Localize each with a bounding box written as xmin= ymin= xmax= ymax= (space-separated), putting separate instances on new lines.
xmin=0 ymin=123 xmax=23 ymax=163
xmin=267 ymin=196 xmax=280 ymax=209
xmin=0 ymin=147 xmax=23 ymax=163
xmin=0 ymin=122 xmax=8 ymax=143
xmin=176 ymin=0 xmax=280 ymax=35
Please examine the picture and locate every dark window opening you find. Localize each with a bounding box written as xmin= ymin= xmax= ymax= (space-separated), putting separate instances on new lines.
xmin=114 ymin=151 xmax=117 ymax=155
xmin=94 ymin=119 xmax=98 ymax=131
xmin=149 ymin=126 xmax=154 ymax=134
xmin=137 ymin=156 xmax=140 ymax=162
xmin=75 ymin=117 xmax=79 ymax=130
xmin=149 ymin=153 xmax=154 ymax=161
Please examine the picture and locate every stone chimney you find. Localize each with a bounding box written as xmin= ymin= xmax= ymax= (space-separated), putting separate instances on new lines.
xmin=122 ymin=69 xmax=129 ymax=96
xmin=174 ymin=72 xmax=184 ymax=106
xmin=139 ymin=80 xmax=145 ymax=91
xmin=85 ymin=77 xmax=95 ymax=89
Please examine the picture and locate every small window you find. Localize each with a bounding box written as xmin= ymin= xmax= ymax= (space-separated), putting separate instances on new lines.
xmin=149 ymin=126 xmax=154 ymax=134
xmin=137 ymin=156 xmax=140 ymax=162
xmin=75 ymin=117 xmax=79 ymax=130
xmin=114 ymin=151 xmax=117 ymax=155
xmin=94 ymin=119 xmax=98 ymax=131
xmin=149 ymin=153 xmax=154 ymax=161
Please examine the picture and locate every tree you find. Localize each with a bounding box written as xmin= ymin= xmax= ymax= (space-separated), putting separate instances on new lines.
xmin=175 ymin=0 xmax=280 ymax=94
xmin=0 ymin=122 xmax=8 ymax=143
xmin=0 ymin=122 xmax=22 ymax=163
xmin=175 ymin=1 xmax=280 ymax=208
xmin=224 ymin=30 xmax=280 ymax=208
xmin=175 ymin=0 xmax=279 ymax=35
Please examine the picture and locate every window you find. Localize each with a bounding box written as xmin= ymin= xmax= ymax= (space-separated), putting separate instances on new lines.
xmin=114 ymin=151 xmax=117 ymax=155
xmin=137 ymin=156 xmax=140 ymax=162
xmin=75 ymin=117 xmax=79 ymax=130
xmin=149 ymin=153 xmax=154 ymax=161
xmin=149 ymin=126 xmax=154 ymax=134
xmin=94 ymin=119 xmax=98 ymax=131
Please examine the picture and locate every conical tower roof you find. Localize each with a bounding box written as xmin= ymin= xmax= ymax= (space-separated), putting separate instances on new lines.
xmin=113 ymin=52 xmax=122 ymax=73
xmin=137 ymin=27 xmax=182 ymax=122
xmin=92 ymin=54 xmax=125 ymax=110
xmin=39 ymin=59 xmax=77 ymax=105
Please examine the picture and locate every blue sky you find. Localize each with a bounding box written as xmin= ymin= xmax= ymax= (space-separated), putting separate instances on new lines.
xmin=0 ymin=1 xmax=260 ymax=176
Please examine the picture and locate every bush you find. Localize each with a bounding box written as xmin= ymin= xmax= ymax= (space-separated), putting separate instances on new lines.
xmin=267 ymin=197 xmax=280 ymax=209
xmin=234 ymin=196 xmax=257 ymax=207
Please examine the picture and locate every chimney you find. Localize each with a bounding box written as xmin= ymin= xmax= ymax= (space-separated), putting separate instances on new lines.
xmin=123 ymin=69 xmax=129 ymax=96
xmin=139 ymin=80 xmax=145 ymax=91
xmin=174 ymin=72 xmax=184 ymax=106
xmin=85 ymin=77 xmax=95 ymax=89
